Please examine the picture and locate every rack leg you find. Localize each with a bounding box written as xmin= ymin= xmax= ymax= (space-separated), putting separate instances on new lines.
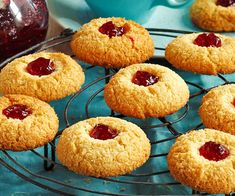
xmin=104 ymin=68 xmax=115 ymax=117
xmin=43 ymin=140 xmax=56 ymax=171
xmin=105 ymin=68 xmax=110 ymax=84
xmin=192 ymin=190 xmax=200 ymax=194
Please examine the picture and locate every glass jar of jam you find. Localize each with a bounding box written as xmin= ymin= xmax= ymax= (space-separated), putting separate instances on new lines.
xmin=0 ymin=0 xmax=48 ymax=62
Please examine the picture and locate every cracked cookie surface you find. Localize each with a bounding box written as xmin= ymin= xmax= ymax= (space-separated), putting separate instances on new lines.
xmin=165 ymin=33 xmax=235 ymax=75
xmin=0 ymin=94 xmax=58 ymax=151
xmin=56 ymin=117 xmax=151 ymax=177
xmin=70 ymin=17 xmax=154 ymax=68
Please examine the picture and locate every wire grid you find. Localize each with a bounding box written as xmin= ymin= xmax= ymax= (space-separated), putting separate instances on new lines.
xmin=0 ymin=29 xmax=234 ymax=196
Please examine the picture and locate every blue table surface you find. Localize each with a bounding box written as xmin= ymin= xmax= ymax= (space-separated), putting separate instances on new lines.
xmin=1 ymin=0 xmax=235 ymax=195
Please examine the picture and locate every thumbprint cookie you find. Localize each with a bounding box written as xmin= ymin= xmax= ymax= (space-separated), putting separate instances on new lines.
xmin=56 ymin=117 xmax=151 ymax=177
xmin=199 ymin=84 xmax=235 ymax=135
xmin=104 ymin=63 xmax=189 ymax=119
xmin=165 ymin=33 xmax=235 ymax=75
xmin=70 ymin=17 xmax=154 ymax=68
xmin=190 ymin=0 xmax=235 ymax=32
xmin=168 ymin=129 xmax=235 ymax=194
xmin=0 ymin=94 xmax=58 ymax=151
xmin=0 ymin=52 xmax=85 ymax=102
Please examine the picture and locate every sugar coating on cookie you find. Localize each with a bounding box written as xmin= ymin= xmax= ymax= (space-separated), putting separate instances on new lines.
xmin=70 ymin=17 xmax=154 ymax=68
xmin=167 ymin=129 xmax=235 ymax=194
xmin=199 ymin=84 xmax=235 ymax=135
xmin=0 ymin=94 xmax=59 ymax=151
xmin=190 ymin=0 xmax=235 ymax=32
xmin=56 ymin=117 xmax=151 ymax=177
xmin=104 ymin=63 xmax=189 ymax=119
xmin=165 ymin=33 xmax=235 ymax=75
xmin=0 ymin=52 xmax=85 ymax=102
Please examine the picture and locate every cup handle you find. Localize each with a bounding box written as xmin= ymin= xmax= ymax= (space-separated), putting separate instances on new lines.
xmin=166 ymin=0 xmax=189 ymax=7
xmin=152 ymin=0 xmax=190 ymax=8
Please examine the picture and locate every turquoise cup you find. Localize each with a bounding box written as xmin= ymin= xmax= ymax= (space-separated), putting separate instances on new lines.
xmin=84 ymin=0 xmax=191 ymax=23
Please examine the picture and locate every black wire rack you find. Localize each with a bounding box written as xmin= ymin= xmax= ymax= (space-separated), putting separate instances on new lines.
xmin=0 ymin=28 xmax=234 ymax=196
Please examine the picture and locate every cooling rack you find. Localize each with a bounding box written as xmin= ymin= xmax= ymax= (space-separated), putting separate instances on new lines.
xmin=0 ymin=28 xmax=234 ymax=196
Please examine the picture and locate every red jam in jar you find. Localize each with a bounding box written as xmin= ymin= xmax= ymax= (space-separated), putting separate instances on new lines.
xmin=0 ymin=0 xmax=48 ymax=62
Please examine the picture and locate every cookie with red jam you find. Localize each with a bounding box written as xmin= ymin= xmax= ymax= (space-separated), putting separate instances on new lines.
xmin=190 ymin=0 xmax=235 ymax=31
xmin=104 ymin=63 xmax=189 ymax=119
xmin=167 ymin=129 xmax=235 ymax=194
xmin=56 ymin=117 xmax=151 ymax=177
xmin=165 ymin=33 xmax=235 ymax=75
xmin=199 ymin=84 xmax=235 ymax=135
xmin=70 ymin=17 xmax=154 ymax=68
xmin=0 ymin=52 xmax=85 ymax=102
xmin=0 ymin=94 xmax=58 ymax=151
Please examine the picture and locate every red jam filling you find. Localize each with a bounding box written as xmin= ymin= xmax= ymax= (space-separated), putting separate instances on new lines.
xmin=89 ymin=124 xmax=118 ymax=140
xmin=193 ymin=33 xmax=222 ymax=47
xmin=132 ymin=71 xmax=158 ymax=87
xmin=199 ymin=141 xmax=230 ymax=161
xmin=99 ymin=21 xmax=129 ymax=38
xmin=2 ymin=104 xmax=32 ymax=120
xmin=217 ymin=0 xmax=235 ymax=7
xmin=233 ymin=98 xmax=235 ymax=107
xmin=26 ymin=57 xmax=55 ymax=76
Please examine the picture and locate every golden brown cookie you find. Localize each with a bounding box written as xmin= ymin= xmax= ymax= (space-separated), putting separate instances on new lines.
xmin=104 ymin=63 xmax=189 ymax=119
xmin=167 ymin=129 xmax=235 ymax=194
xmin=190 ymin=0 xmax=235 ymax=32
xmin=0 ymin=52 xmax=85 ymax=102
xmin=56 ymin=117 xmax=151 ymax=177
xmin=165 ymin=32 xmax=235 ymax=75
xmin=0 ymin=94 xmax=59 ymax=151
xmin=199 ymin=84 xmax=235 ymax=135
xmin=70 ymin=17 xmax=154 ymax=68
